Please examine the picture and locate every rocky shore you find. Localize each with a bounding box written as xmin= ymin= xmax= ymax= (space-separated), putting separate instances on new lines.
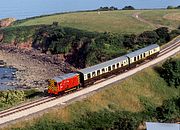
xmin=0 ymin=45 xmax=74 ymax=90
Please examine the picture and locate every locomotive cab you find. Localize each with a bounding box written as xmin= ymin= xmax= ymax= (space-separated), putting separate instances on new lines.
xmin=48 ymin=79 xmax=59 ymax=95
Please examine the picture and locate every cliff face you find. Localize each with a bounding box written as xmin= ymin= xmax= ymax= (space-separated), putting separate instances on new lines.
xmin=0 ymin=33 xmax=3 ymax=42
xmin=0 ymin=18 xmax=16 ymax=28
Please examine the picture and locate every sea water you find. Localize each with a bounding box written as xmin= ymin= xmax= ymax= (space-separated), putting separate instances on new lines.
xmin=0 ymin=65 xmax=17 ymax=90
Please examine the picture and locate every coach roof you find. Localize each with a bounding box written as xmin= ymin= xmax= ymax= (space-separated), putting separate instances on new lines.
xmin=78 ymin=56 xmax=128 ymax=75
xmin=126 ymin=44 xmax=159 ymax=58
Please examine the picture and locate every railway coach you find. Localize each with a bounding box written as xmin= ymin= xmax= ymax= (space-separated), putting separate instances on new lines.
xmin=78 ymin=56 xmax=129 ymax=86
xmin=48 ymin=44 xmax=160 ymax=95
xmin=126 ymin=44 xmax=160 ymax=67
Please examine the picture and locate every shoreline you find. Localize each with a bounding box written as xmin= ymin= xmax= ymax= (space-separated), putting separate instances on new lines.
xmin=0 ymin=45 xmax=73 ymax=90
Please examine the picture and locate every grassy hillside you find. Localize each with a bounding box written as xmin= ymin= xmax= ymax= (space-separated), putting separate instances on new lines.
xmin=140 ymin=9 xmax=180 ymax=29
xmin=5 ymin=54 xmax=180 ymax=130
xmin=14 ymin=10 xmax=180 ymax=34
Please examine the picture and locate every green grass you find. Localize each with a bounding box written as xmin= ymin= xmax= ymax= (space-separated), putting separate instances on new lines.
xmin=14 ymin=10 xmax=180 ymax=35
xmin=140 ymin=9 xmax=180 ymax=29
xmin=15 ymin=10 xmax=154 ymax=34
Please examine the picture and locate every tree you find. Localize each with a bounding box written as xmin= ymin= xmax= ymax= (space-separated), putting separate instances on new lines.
xmin=169 ymin=29 xmax=180 ymax=39
xmin=136 ymin=31 xmax=159 ymax=46
xmin=155 ymin=27 xmax=170 ymax=43
xmin=99 ymin=6 xmax=109 ymax=11
xmin=156 ymin=97 xmax=180 ymax=122
xmin=123 ymin=34 xmax=136 ymax=49
xmin=160 ymin=58 xmax=180 ymax=87
xmin=167 ymin=6 xmax=175 ymax=9
xmin=98 ymin=6 xmax=118 ymax=11
xmin=109 ymin=6 xmax=118 ymax=10
xmin=113 ymin=112 xmax=141 ymax=130
xmin=176 ymin=5 xmax=180 ymax=9
xmin=122 ymin=6 xmax=135 ymax=10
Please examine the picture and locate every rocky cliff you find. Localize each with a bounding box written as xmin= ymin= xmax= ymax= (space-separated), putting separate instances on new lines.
xmin=0 ymin=18 xmax=16 ymax=28
xmin=0 ymin=33 xmax=3 ymax=42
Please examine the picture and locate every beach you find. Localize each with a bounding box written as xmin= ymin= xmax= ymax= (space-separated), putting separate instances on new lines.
xmin=0 ymin=45 xmax=72 ymax=90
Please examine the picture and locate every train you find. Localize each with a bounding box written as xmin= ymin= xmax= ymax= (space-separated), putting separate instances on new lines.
xmin=48 ymin=44 xmax=160 ymax=95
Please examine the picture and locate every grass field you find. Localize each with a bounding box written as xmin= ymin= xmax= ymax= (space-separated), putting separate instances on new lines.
xmin=5 ymin=54 xmax=180 ymax=130
xmin=140 ymin=9 xmax=180 ymax=29
xmin=15 ymin=9 xmax=180 ymax=34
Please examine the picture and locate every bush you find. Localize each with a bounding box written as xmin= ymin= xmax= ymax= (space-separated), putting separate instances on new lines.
xmin=139 ymin=96 xmax=156 ymax=119
xmin=113 ymin=112 xmax=141 ymax=130
xmin=156 ymin=97 xmax=180 ymax=122
xmin=155 ymin=27 xmax=170 ymax=44
xmin=160 ymin=58 xmax=180 ymax=87
xmin=0 ymin=26 xmax=37 ymax=43
xmin=74 ymin=109 xmax=116 ymax=129
xmin=0 ymin=90 xmax=25 ymax=107
xmin=24 ymin=89 xmax=43 ymax=99
xmin=136 ymin=31 xmax=159 ymax=46
xmin=169 ymin=29 xmax=180 ymax=39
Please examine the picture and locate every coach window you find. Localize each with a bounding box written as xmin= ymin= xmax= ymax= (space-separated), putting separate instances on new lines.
xmin=137 ymin=55 xmax=140 ymax=60
xmin=112 ymin=65 xmax=115 ymax=70
xmin=144 ymin=53 xmax=145 ymax=57
xmin=108 ymin=66 xmax=111 ymax=71
xmin=92 ymin=72 xmax=96 ymax=77
xmin=117 ymin=63 xmax=119 ymax=68
xmin=121 ymin=63 xmax=123 ymax=67
xmin=97 ymin=70 xmax=100 ymax=75
xmin=102 ymin=68 xmax=105 ymax=73
xmin=141 ymin=54 xmax=143 ymax=59
xmin=134 ymin=57 xmax=136 ymax=61
xmin=87 ymin=73 xmax=91 ymax=79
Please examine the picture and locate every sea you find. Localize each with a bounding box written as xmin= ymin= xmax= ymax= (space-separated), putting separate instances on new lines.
xmin=0 ymin=0 xmax=179 ymax=19
xmin=0 ymin=65 xmax=17 ymax=90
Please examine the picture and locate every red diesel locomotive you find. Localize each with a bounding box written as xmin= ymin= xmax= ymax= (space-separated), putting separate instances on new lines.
xmin=48 ymin=73 xmax=80 ymax=95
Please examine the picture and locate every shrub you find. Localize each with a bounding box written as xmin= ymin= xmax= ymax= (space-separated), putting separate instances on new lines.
xmin=160 ymin=58 xmax=180 ymax=87
xmin=156 ymin=97 xmax=180 ymax=122
xmin=0 ymin=90 xmax=25 ymax=106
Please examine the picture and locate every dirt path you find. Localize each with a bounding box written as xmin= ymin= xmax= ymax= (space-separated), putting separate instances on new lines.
xmin=163 ymin=13 xmax=180 ymax=21
xmin=132 ymin=12 xmax=175 ymax=30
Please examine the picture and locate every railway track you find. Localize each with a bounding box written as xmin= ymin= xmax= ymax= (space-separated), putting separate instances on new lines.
xmin=0 ymin=97 xmax=56 ymax=118
xmin=0 ymin=38 xmax=179 ymax=125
